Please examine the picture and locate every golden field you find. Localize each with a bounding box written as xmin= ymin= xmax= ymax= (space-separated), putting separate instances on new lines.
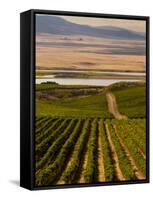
xmin=36 ymin=34 xmax=146 ymax=72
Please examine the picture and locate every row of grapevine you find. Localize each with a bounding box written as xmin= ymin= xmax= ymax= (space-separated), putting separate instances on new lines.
xmin=84 ymin=119 xmax=98 ymax=183
xmin=36 ymin=116 xmax=44 ymax=123
xmin=111 ymin=119 xmax=146 ymax=177
xmin=98 ymin=119 xmax=114 ymax=181
xmin=105 ymin=120 xmax=137 ymax=180
xmin=60 ymin=119 xmax=91 ymax=183
xmin=36 ymin=118 xmax=62 ymax=145
xmin=36 ymin=119 xmax=77 ymax=171
xmin=36 ymin=117 xmax=55 ymax=135
xmin=36 ymin=119 xmax=84 ymax=186
xmin=35 ymin=119 xmax=70 ymax=162
xmin=35 ymin=117 xmax=146 ymax=186
xmin=35 ymin=116 xmax=50 ymax=129
xmin=112 ymin=119 xmax=146 ymax=155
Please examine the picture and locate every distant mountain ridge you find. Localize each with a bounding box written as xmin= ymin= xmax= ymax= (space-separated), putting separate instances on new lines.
xmin=36 ymin=15 xmax=145 ymax=40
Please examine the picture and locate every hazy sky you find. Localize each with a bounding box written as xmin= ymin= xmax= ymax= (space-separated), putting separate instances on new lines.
xmin=60 ymin=15 xmax=146 ymax=33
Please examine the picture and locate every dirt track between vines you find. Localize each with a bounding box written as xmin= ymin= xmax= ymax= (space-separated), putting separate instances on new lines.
xmin=97 ymin=128 xmax=105 ymax=182
xmin=113 ymin=125 xmax=145 ymax=180
xmin=105 ymin=123 xmax=126 ymax=181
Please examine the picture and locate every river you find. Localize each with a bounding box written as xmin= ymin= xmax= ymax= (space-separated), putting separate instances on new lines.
xmin=36 ymin=69 xmax=145 ymax=76
xmin=36 ymin=77 xmax=141 ymax=86
xmin=36 ymin=69 xmax=144 ymax=86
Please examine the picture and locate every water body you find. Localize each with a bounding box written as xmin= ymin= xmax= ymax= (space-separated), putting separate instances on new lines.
xmin=36 ymin=69 xmax=145 ymax=76
xmin=36 ymin=77 xmax=141 ymax=86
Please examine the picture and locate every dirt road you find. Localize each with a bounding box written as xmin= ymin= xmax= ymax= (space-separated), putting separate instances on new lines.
xmin=106 ymin=92 xmax=127 ymax=120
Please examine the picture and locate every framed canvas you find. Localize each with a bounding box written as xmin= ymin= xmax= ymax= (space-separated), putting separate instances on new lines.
xmin=20 ymin=9 xmax=149 ymax=190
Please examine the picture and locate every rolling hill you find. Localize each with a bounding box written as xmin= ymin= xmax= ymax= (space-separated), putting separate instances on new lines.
xmin=36 ymin=15 xmax=145 ymax=40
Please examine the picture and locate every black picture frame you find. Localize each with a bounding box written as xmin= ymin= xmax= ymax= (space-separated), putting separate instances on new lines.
xmin=20 ymin=9 xmax=150 ymax=190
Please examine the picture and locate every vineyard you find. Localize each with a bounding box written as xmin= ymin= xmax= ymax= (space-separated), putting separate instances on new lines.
xmin=35 ymin=83 xmax=146 ymax=187
xmin=35 ymin=116 xmax=146 ymax=186
xmin=113 ymin=86 xmax=146 ymax=118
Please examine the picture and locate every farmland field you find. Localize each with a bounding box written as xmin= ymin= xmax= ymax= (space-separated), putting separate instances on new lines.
xmin=113 ymin=86 xmax=146 ymax=118
xmin=35 ymin=83 xmax=147 ymax=186
xmin=35 ymin=116 xmax=146 ymax=186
